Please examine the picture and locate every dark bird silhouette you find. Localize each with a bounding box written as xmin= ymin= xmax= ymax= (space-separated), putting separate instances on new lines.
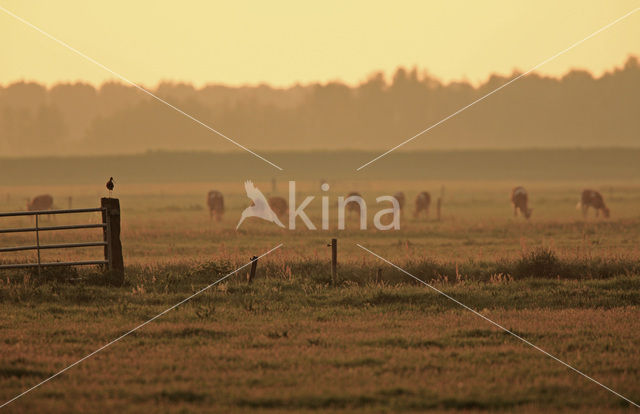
xmin=106 ymin=177 xmax=115 ymax=198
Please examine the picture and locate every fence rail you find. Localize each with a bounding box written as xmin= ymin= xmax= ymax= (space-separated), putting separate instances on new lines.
xmin=0 ymin=241 xmax=108 ymax=253
xmin=0 ymin=260 xmax=109 ymax=270
xmin=0 ymin=198 xmax=124 ymax=284
xmin=0 ymin=223 xmax=106 ymax=234
xmin=0 ymin=207 xmax=104 ymax=217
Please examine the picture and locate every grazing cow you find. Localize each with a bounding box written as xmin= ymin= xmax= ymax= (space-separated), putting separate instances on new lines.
xmin=578 ymin=189 xmax=610 ymax=218
xmin=414 ymin=191 xmax=431 ymax=219
xmin=249 ymin=196 xmax=288 ymax=217
xmin=267 ymin=196 xmax=288 ymax=217
xmin=393 ymin=192 xmax=406 ymax=216
xmin=26 ymin=194 xmax=53 ymax=211
xmin=344 ymin=192 xmax=364 ymax=217
xmin=510 ymin=186 xmax=532 ymax=219
xmin=207 ymin=190 xmax=224 ymax=221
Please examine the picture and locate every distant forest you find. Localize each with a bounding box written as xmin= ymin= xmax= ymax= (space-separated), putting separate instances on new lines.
xmin=0 ymin=56 xmax=638 ymax=156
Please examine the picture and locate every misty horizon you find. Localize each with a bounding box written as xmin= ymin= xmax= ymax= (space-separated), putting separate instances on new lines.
xmin=1 ymin=55 xmax=638 ymax=156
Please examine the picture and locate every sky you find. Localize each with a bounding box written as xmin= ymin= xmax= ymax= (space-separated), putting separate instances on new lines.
xmin=1 ymin=1 xmax=639 ymax=88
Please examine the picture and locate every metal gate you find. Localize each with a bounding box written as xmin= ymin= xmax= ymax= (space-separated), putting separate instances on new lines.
xmin=0 ymin=199 xmax=121 ymax=275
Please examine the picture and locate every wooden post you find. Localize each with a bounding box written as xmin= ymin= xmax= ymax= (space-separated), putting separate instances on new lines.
xmin=330 ymin=238 xmax=337 ymax=285
xmin=35 ymin=214 xmax=41 ymax=277
xmin=436 ymin=197 xmax=442 ymax=221
xmin=101 ymin=197 xmax=124 ymax=285
xmin=248 ymin=256 xmax=258 ymax=283
xmin=376 ymin=268 xmax=382 ymax=284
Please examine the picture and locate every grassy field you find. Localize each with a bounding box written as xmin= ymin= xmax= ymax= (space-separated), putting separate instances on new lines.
xmin=1 ymin=179 xmax=639 ymax=264
xmin=1 ymin=178 xmax=640 ymax=412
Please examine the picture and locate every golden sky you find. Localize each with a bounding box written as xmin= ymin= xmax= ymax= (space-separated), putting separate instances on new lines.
xmin=1 ymin=1 xmax=639 ymax=87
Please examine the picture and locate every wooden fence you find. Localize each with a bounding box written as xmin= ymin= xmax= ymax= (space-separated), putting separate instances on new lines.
xmin=0 ymin=197 xmax=123 ymax=284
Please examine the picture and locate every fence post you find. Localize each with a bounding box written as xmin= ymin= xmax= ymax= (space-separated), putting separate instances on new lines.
xmin=330 ymin=238 xmax=337 ymax=285
xmin=436 ymin=197 xmax=442 ymax=221
xmin=35 ymin=213 xmax=41 ymax=277
xmin=101 ymin=197 xmax=124 ymax=285
xmin=248 ymin=256 xmax=258 ymax=283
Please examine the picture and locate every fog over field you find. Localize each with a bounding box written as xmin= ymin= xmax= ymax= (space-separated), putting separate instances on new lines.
xmin=1 ymin=56 xmax=638 ymax=157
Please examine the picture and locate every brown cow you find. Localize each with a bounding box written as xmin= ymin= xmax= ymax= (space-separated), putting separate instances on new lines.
xmin=510 ymin=186 xmax=532 ymax=219
xmin=393 ymin=192 xmax=406 ymax=216
xmin=207 ymin=190 xmax=224 ymax=221
xmin=250 ymin=196 xmax=288 ymax=217
xmin=579 ymin=189 xmax=610 ymax=218
xmin=26 ymin=194 xmax=53 ymax=211
xmin=344 ymin=192 xmax=364 ymax=217
xmin=268 ymin=196 xmax=288 ymax=217
xmin=414 ymin=191 xmax=431 ymax=219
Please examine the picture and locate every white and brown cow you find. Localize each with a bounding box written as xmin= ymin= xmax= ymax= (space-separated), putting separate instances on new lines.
xmin=510 ymin=186 xmax=532 ymax=219
xmin=207 ymin=190 xmax=225 ymax=221
xmin=414 ymin=191 xmax=431 ymax=219
xmin=578 ymin=189 xmax=610 ymax=218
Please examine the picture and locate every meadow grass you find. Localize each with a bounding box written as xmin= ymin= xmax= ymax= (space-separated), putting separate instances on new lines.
xmin=1 ymin=271 xmax=639 ymax=413
xmin=1 ymin=180 xmax=640 ymax=412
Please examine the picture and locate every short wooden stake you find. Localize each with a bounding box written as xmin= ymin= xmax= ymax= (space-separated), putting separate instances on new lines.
xmin=376 ymin=268 xmax=382 ymax=284
xmin=248 ymin=256 xmax=258 ymax=284
xmin=329 ymin=238 xmax=337 ymax=285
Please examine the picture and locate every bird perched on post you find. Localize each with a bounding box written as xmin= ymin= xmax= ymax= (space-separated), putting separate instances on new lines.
xmin=106 ymin=177 xmax=115 ymax=198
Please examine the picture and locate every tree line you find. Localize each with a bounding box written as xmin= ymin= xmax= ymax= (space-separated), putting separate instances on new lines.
xmin=0 ymin=56 xmax=638 ymax=156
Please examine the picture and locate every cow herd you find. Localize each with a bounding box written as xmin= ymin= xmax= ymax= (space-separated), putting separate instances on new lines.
xmin=206 ymin=190 xmax=437 ymax=222
xmin=510 ymin=187 xmax=611 ymax=220
xmin=207 ymin=190 xmax=288 ymax=222
xmin=15 ymin=187 xmax=611 ymax=222
xmin=206 ymin=187 xmax=612 ymax=222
